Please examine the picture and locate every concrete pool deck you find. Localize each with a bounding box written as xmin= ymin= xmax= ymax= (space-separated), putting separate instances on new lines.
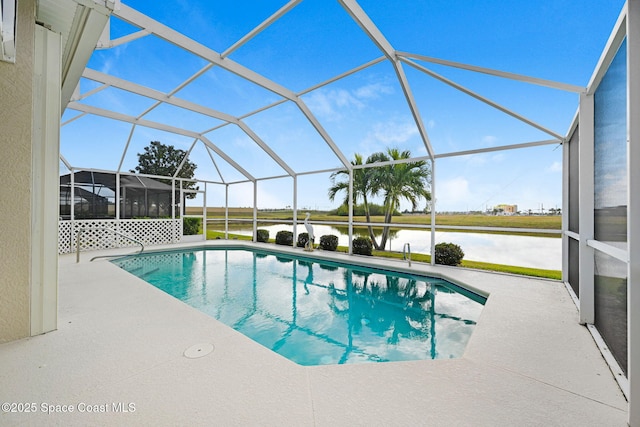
xmin=0 ymin=241 xmax=628 ymax=426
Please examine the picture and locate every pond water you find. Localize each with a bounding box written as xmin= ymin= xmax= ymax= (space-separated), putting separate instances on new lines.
xmin=211 ymin=223 xmax=561 ymax=271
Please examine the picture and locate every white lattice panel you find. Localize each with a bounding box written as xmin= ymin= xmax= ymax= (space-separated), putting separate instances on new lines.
xmin=58 ymin=221 xmax=72 ymax=254
xmin=58 ymin=219 xmax=182 ymax=254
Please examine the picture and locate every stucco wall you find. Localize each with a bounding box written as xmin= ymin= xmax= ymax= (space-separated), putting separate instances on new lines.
xmin=0 ymin=0 xmax=36 ymax=342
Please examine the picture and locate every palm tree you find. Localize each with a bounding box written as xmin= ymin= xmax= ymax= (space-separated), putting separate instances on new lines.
xmin=375 ymin=148 xmax=431 ymax=250
xmin=328 ymin=153 xmax=380 ymax=246
xmin=328 ymin=148 xmax=431 ymax=251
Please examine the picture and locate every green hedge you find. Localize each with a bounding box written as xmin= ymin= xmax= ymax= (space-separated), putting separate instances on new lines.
xmin=256 ymin=229 xmax=269 ymax=243
xmin=183 ymin=217 xmax=201 ymax=235
xmin=435 ymin=242 xmax=464 ymax=266
xmin=297 ymin=232 xmax=311 ymax=248
xmin=319 ymin=235 xmax=338 ymax=251
xmin=275 ymin=230 xmax=294 ymax=246
xmin=352 ymin=236 xmax=373 ymax=256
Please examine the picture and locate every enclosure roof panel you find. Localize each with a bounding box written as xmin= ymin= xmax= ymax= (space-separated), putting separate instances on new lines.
xmin=45 ymin=0 xmax=625 ymax=204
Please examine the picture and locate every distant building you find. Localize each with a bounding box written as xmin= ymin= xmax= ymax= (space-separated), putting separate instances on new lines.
xmin=495 ymin=204 xmax=517 ymax=215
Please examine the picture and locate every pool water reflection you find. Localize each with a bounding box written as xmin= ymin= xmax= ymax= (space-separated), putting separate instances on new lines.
xmin=113 ymin=248 xmax=485 ymax=366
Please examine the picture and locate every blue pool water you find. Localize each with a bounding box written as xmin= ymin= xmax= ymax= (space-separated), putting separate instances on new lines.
xmin=112 ymin=248 xmax=485 ymax=366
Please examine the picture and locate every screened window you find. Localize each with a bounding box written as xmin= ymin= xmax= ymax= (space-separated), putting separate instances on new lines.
xmin=594 ymin=250 xmax=628 ymax=374
xmin=594 ymin=39 xmax=627 ymax=245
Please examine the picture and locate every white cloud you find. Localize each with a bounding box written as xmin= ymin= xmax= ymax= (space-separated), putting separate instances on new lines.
xmin=369 ymin=120 xmax=419 ymax=144
xmin=304 ymin=89 xmax=362 ymax=121
xmin=353 ymin=82 xmax=394 ymax=100
xmin=549 ymin=161 xmax=562 ymax=172
xmin=304 ymin=81 xmax=394 ymax=121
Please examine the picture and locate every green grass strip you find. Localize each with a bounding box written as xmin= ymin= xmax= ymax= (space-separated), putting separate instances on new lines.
xmin=205 ymin=230 xmax=561 ymax=280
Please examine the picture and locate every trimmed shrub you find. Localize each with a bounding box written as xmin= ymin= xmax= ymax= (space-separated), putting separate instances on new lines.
xmin=319 ymin=234 xmax=339 ymax=251
xmin=256 ymin=229 xmax=269 ymax=243
xmin=275 ymin=230 xmax=294 ymax=246
xmin=183 ymin=217 xmax=201 ymax=235
xmin=435 ymin=242 xmax=465 ymax=266
xmin=352 ymin=236 xmax=373 ymax=256
xmin=297 ymin=232 xmax=310 ymax=248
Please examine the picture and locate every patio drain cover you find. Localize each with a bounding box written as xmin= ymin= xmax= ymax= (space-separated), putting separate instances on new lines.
xmin=184 ymin=343 xmax=214 ymax=359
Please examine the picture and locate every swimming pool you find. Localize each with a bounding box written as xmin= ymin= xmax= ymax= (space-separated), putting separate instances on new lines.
xmin=112 ymin=248 xmax=485 ymax=366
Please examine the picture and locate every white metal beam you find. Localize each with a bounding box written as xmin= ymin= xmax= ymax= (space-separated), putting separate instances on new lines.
xmin=397 ymin=51 xmax=585 ymax=93
xmin=222 ymin=0 xmax=303 ymax=57
xmin=61 ymin=4 xmax=110 ymax=109
xmin=114 ymin=4 xmax=298 ymax=101
xmin=298 ymin=56 xmax=386 ymax=96
xmin=116 ymin=123 xmax=136 ymax=172
xmin=135 ymin=63 xmax=214 ymax=120
xmin=81 ymin=70 xmax=296 ymax=177
xmin=97 ymin=29 xmax=150 ymax=49
xmin=113 ymin=3 xmax=346 ymax=174
xmin=587 ymin=10 xmax=628 ymax=96
xmin=578 ymin=92 xmax=595 ymax=325
xmin=67 ymin=101 xmax=255 ymax=181
xmin=61 ymin=111 xmax=87 ymax=126
xmin=627 ymin=1 xmax=640 ymax=424
xmin=434 ymin=139 xmax=561 ymax=159
xmin=83 ymin=67 xmax=296 ymax=177
xmin=173 ymin=138 xmax=198 ymax=178
xmin=138 ymin=0 xmax=301 ymax=129
xmin=204 ymin=145 xmax=226 ymax=184
xmin=82 ymin=68 xmax=238 ymax=123
xmin=348 ymin=138 xmax=560 ymax=168
xmin=293 ymin=176 xmax=298 ymax=244
xmin=337 ymin=0 xmax=435 ymax=159
xmin=562 ymin=127 xmax=571 ymax=283
xmin=59 ymin=154 xmax=72 ymax=171
xmin=430 ymin=158 xmax=436 ymax=265
xmin=338 ymin=0 xmax=395 ymax=60
xmin=236 ymin=121 xmax=296 ymax=176
xmin=294 ymin=99 xmax=351 ymax=168
xmin=74 ymin=82 xmax=110 ymax=101
xmin=391 ymin=60 xmax=435 ymax=160
xmin=31 ymin=25 xmax=61 ymax=336
xmin=199 ymin=136 xmax=255 ymax=182
xmin=68 ymin=101 xmax=200 ymax=136
xmin=401 ymin=57 xmax=565 ymax=141
xmin=231 ymin=56 xmax=385 ymax=126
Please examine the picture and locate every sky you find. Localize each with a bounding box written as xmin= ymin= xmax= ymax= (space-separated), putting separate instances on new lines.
xmin=60 ymin=0 xmax=626 ymax=213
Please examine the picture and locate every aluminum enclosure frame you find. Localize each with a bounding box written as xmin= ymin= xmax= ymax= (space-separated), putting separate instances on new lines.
xmin=48 ymin=0 xmax=637 ymax=423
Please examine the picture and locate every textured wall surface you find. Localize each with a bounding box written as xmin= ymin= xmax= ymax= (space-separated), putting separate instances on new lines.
xmin=0 ymin=0 xmax=36 ymax=342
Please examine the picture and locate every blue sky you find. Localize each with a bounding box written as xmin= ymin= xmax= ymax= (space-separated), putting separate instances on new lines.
xmin=61 ymin=0 xmax=626 ymax=212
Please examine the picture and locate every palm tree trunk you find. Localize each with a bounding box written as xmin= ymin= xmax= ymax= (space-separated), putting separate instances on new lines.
xmin=378 ymin=206 xmax=393 ymax=250
xmin=362 ymin=195 xmax=381 ymax=250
